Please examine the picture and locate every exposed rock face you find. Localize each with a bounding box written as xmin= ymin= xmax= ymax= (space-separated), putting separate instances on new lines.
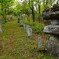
xmin=44 ymin=25 xmax=59 ymax=35
xmin=42 ymin=4 xmax=59 ymax=20
xmin=42 ymin=4 xmax=59 ymax=35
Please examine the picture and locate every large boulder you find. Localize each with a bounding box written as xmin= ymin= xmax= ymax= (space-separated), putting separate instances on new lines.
xmin=42 ymin=4 xmax=59 ymax=20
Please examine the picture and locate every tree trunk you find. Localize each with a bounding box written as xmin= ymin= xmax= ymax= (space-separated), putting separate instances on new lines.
xmin=31 ymin=1 xmax=35 ymax=22
xmin=29 ymin=0 xmax=30 ymax=7
xmin=29 ymin=0 xmax=35 ymax=22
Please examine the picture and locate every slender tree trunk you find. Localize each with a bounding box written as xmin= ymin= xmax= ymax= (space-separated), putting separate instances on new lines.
xmin=38 ymin=4 xmax=40 ymax=14
xmin=29 ymin=0 xmax=30 ymax=7
xmin=29 ymin=0 xmax=35 ymax=22
xmin=31 ymin=0 xmax=35 ymax=22
xmin=3 ymin=15 xmax=7 ymax=23
xmin=1 ymin=4 xmax=7 ymax=23
xmin=38 ymin=0 xmax=40 ymax=14
xmin=31 ymin=6 xmax=35 ymax=22
xmin=38 ymin=0 xmax=41 ymax=22
xmin=45 ymin=0 xmax=48 ymax=9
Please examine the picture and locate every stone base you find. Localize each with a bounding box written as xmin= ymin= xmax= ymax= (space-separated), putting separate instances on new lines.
xmin=45 ymin=36 xmax=59 ymax=56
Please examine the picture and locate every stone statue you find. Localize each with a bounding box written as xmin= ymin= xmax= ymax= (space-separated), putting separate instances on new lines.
xmin=42 ymin=3 xmax=59 ymax=57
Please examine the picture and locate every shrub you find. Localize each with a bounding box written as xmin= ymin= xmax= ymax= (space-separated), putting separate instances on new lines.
xmin=31 ymin=22 xmax=44 ymax=34
xmin=22 ymin=16 xmax=44 ymax=34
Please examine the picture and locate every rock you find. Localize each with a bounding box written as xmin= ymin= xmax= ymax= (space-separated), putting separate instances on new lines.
xmin=45 ymin=36 xmax=59 ymax=56
xmin=42 ymin=4 xmax=59 ymax=20
xmin=19 ymin=20 xmax=23 ymax=26
xmin=26 ymin=25 xmax=32 ymax=39
xmin=38 ymin=36 xmax=42 ymax=48
xmin=23 ymin=24 xmax=26 ymax=30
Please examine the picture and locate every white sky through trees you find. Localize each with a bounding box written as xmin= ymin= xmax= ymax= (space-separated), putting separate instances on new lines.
xmin=17 ymin=0 xmax=58 ymax=5
xmin=13 ymin=0 xmax=57 ymax=9
xmin=16 ymin=0 xmax=24 ymax=3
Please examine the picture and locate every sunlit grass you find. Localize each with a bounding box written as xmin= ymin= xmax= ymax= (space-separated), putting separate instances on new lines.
xmin=0 ymin=20 xmax=54 ymax=59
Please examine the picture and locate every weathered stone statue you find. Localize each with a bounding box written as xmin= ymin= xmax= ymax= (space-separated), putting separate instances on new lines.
xmin=18 ymin=15 xmax=23 ymax=27
xmin=42 ymin=4 xmax=59 ymax=57
xmin=26 ymin=25 xmax=32 ymax=39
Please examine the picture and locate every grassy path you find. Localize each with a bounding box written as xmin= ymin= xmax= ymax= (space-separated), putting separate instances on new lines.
xmin=0 ymin=21 xmax=38 ymax=59
xmin=0 ymin=20 xmax=55 ymax=59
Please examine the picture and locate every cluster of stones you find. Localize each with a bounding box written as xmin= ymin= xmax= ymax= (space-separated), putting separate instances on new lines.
xmin=42 ymin=4 xmax=59 ymax=57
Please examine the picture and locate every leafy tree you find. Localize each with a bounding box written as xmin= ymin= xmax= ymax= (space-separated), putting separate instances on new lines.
xmin=0 ymin=0 xmax=15 ymax=23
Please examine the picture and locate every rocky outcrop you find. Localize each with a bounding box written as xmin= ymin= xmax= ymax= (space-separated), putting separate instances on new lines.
xmin=42 ymin=4 xmax=59 ymax=20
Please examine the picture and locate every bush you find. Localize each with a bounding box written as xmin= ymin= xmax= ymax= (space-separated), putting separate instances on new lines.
xmin=22 ymin=15 xmax=44 ymax=34
xmin=31 ymin=22 xmax=44 ymax=34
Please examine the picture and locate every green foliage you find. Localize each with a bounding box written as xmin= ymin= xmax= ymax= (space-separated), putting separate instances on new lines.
xmin=0 ymin=0 xmax=15 ymax=23
xmin=21 ymin=2 xmax=31 ymax=15
xmin=23 ymin=17 xmax=29 ymax=25
xmin=32 ymin=22 xmax=44 ymax=34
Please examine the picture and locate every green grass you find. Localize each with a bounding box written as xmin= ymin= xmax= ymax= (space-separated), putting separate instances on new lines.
xmin=0 ymin=20 xmax=54 ymax=59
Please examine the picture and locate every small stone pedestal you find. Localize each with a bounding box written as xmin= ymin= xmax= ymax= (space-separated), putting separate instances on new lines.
xmin=0 ymin=25 xmax=2 ymax=32
xmin=38 ymin=36 xmax=42 ymax=49
xmin=26 ymin=25 xmax=32 ymax=39
xmin=19 ymin=20 xmax=23 ymax=27
xmin=23 ymin=24 xmax=26 ymax=30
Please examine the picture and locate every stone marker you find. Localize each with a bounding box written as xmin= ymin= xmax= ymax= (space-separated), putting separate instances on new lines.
xmin=0 ymin=25 xmax=2 ymax=32
xmin=38 ymin=36 xmax=42 ymax=48
xmin=19 ymin=20 xmax=23 ymax=26
xmin=23 ymin=24 xmax=26 ymax=30
xmin=18 ymin=15 xmax=23 ymax=26
xmin=26 ymin=26 xmax=32 ymax=39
